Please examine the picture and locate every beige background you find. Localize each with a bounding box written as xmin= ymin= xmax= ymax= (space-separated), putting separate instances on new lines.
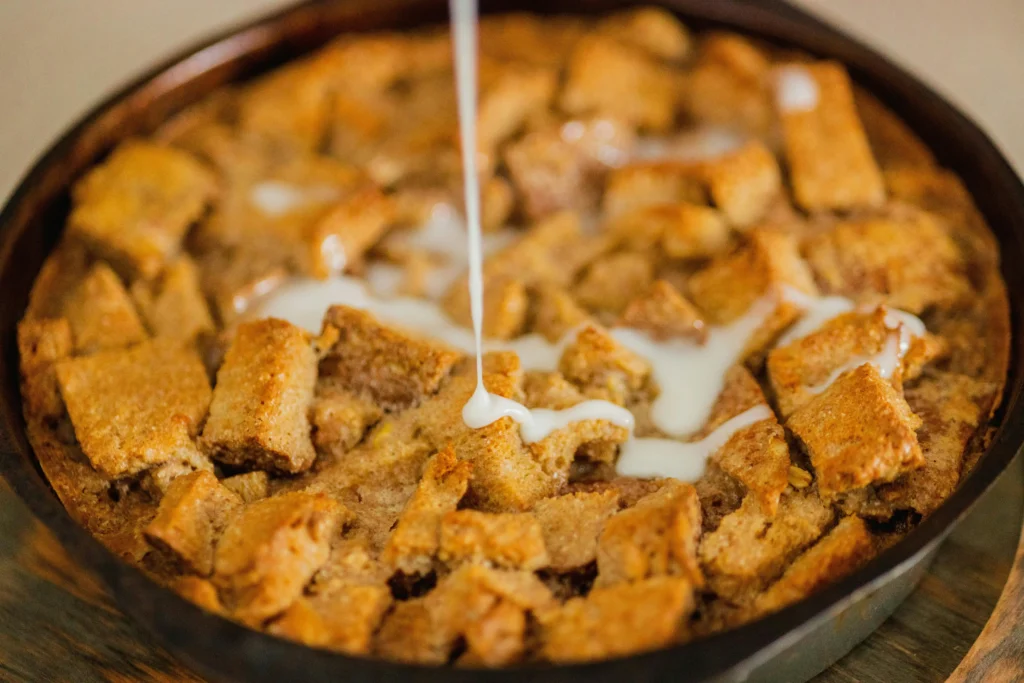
xmin=0 ymin=0 xmax=1021 ymax=200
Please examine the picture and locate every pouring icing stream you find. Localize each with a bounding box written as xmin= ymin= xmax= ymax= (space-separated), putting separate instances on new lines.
xmin=448 ymin=0 xmax=634 ymax=441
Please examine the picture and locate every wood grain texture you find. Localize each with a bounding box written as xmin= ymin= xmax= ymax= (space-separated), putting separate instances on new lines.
xmin=0 ymin=456 xmax=1019 ymax=682
xmin=948 ymin=457 xmax=1024 ymax=683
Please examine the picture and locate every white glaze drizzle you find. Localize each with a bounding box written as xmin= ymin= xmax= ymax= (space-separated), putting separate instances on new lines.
xmin=779 ymin=286 xmax=926 ymax=393
xmin=249 ymin=181 xmax=340 ymax=216
xmin=253 ymin=274 xmax=573 ymax=371
xmin=363 ymin=203 xmax=515 ymax=300
xmin=448 ymin=0 xmax=635 ymax=442
xmin=774 ymin=65 xmax=820 ymax=113
xmin=616 ymin=405 xmax=773 ymax=481
xmin=777 ymin=289 xmax=855 ymax=346
xmin=611 ymin=292 xmax=778 ymax=437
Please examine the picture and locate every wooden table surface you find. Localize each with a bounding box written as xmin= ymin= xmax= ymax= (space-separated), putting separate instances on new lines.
xmin=0 ymin=454 xmax=1018 ymax=682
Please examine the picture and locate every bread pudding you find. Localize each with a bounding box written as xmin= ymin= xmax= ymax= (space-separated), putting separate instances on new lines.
xmin=16 ymin=5 xmax=1009 ymax=667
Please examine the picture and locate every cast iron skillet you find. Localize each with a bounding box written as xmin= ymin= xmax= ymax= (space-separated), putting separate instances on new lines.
xmin=0 ymin=0 xmax=1021 ymax=681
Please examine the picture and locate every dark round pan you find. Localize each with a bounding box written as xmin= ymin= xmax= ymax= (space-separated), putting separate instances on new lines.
xmin=0 ymin=0 xmax=1021 ymax=681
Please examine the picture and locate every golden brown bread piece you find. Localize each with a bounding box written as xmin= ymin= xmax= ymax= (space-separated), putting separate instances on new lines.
xmin=319 ymin=305 xmax=461 ymax=411
xmin=539 ymin=576 xmax=697 ymax=662
xmin=596 ymin=479 xmax=703 ymax=588
xmin=55 ymin=339 xmax=212 ymax=479
xmin=62 ymin=262 xmax=147 ymax=354
xmin=532 ymin=490 xmax=619 ymax=571
xmin=438 ymin=510 xmax=550 ymax=571
xmin=214 ymin=491 xmax=349 ymax=625
xmin=130 ymin=256 xmax=215 ymax=341
xmin=201 ymin=319 xmax=318 ymax=474
xmin=68 ymin=141 xmax=217 ymax=280
xmin=775 ymin=61 xmax=885 ymax=212
xmin=143 ymin=471 xmax=243 ymax=576
xmin=788 ymin=364 xmax=924 ymax=500
xmin=382 ymin=446 xmax=472 ymax=574
xmin=269 ymin=584 xmax=392 ymax=656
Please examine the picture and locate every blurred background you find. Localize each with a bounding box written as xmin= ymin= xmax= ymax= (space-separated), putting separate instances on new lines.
xmin=0 ymin=0 xmax=1021 ymax=204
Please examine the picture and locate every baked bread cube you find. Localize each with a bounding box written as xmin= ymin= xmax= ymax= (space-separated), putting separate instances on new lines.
xmin=596 ymin=480 xmax=703 ymax=587
xmin=775 ymin=62 xmax=885 ymax=211
xmin=685 ymin=33 xmax=772 ymax=136
xmin=141 ymin=445 xmax=214 ymax=499
xmin=688 ymin=229 xmax=817 ymax=357
xmin=877 ymin=371 xmax=993 ymax=516
xmin=310 ymin=377 xmax=384 ymax=461
xmin=55 ymin=339 xmax=212 ymax=478
xmin=214 ymin=491 xmax=348 ymax=624
xmin=518 ymin=369 xmax=630 ymax=480
xmin=574 ymin=251 xmax=655 ymax=315
xmin=595 ymin=7 xmax=691 ymax=62
xmin=382 ymin=446 xmax=472 ymax=574
xmin=376 ymin=563 xmax=555 ymax=664
xmin=505 ymin=117 xmax=634 ymax=220
xmin=201 ymin=319 xmax=318 ymax=473
xmin=442 ymin=275 xmax=529 ymax=340
xmin=561 ymin=35 xmax=676 ymax=132
xmin=559 ymin=325 xmax=651 ymax=405
xmin=463 ymin=211 xmax=604 ymax=291
xmin=619 ymin=279 xmax=706 ymax=342
xmin=335 ymin=352 xmax=554 ymax=514
xmin=197 ymin=155 xmax=361 ymax=249
xmin=610 ymin=202 xmax=731 ymax=260
xmin=539 ymin=576 xmax=696 ymax=662
xmin=768 ymin=307 xmax=944 ymax=418
xmin=530 ymin=283 xmax=592 ymax=342
xmin=803 ymin=211 xmax=969 ymax=314
xmin=237 ymin=60 xmax=333 ymax=156
xmin=459 ymin=600 xmax=529 ymax=667
xmin=328 ymin=90 xmax=396 ymax=170
xmin=699 ymin=489 xmax=833 ymax=603
xmin=63 ymin=262 xmax=148 ymax=354
xmin=788 ymin=364 xmax=924 ymax=500
xmin=754 ymin=515 xmax=875 ymax=616
xmin=220 ymin=471 xmax=270 ymax=504
xmin=477 ymin=64 xmax=557 ymax=152
xmin=603 ymin=161 xmax=705 ymax=218
xmin=68 ymin=141 xmax=216 ymax=280
xmin=143 ymin=470 xmax=242 ymax=576
xmin=700 ymin=366 xmax=791 ymax=515
xmin=238 ymin=33 xmax=410 ymax=157
xmin=532 ymin=490 xmax=619 ymax=571
xmin=439 ymin=510 xmax=550 ymax=570
xmin=704 ymin=140 xmax=781 ymax=227
xmin=302 ymin=186 xmax=394 ymax=279
xmin=130 ymin=256 xmax=214 ymax=341
xmin=269 ymin=583 xmax=392 ymax=655
xmin=319 ymin=306 xmax=461 ymax=410
xmin=17 ymin=317 xmax=73 ymax=420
